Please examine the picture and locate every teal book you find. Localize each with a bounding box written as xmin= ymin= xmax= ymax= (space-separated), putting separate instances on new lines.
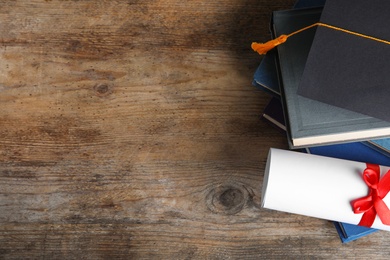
xmin=272 ymin=7 xmax=390 ymax=149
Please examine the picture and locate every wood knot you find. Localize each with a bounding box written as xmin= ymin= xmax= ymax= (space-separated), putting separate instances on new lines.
xmin=219 ymin=188 xmax=244 ymax=208
xmin=206 ymin=183 xmax=248 ymax=215
xmin=94 ymin=83 xmax=112 ymax=96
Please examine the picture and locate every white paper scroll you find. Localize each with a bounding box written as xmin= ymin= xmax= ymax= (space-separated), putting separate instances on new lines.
xmin=261 ymin=148 xmax=390 ymax=231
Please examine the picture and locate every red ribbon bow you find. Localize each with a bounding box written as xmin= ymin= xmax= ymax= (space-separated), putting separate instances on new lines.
xmin=352 ymin=163 xmax=390 ymax=227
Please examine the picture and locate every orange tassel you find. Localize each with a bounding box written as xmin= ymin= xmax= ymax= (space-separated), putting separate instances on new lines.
xmin=251 ymin=35 xmax=288 ymax=55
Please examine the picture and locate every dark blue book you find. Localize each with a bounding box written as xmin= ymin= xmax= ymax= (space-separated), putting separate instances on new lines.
xmin=306 ymin=142 xmax=390 ymax=167
xmin=363 ymin=139 xmax=390 ymax=158
xmin=252 ymin=50 xmax=280 ymax=97
xmin=334 ymin=220 xmax=378 ymax=243
xmin=262 ymin=97 xmax=285 ymax=132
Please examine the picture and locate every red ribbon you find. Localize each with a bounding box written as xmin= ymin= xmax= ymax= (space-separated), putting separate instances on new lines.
xmin=352 ymin=163 xmax=390 ymax=227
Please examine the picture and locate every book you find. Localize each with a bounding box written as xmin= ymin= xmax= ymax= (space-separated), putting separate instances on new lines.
xmin=363 ymin=139 xmax=390 ymax=158
xmin=307 ymin=142 xmax=390 ymax=168
xmin=262 ymin=100 xmax=390 ymax=168
xmin=298 ymin=0 xmax=390 ymax=122
xmin=252 ymin=50 xmax=280 ymax=97
xmin=333 ymin=222 xmax=377 ymax=244
xmin=262 ymin=97 xmax=285 ymax=132
xmin=272 ymin=7 xmax=390 ymax=149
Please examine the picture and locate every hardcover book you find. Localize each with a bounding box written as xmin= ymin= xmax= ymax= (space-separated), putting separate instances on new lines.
xmin=363 ymin=139 xmax=390 ymax=158
xmin=298 ymin=0 xmax=390 ymax=122
xmin=262 ymin=97 xmax=285 ymax=131
xmin=333 ymin=222 xmax=377 ymax=244
xmin=252 ymin=51 xmax=280 ymax=97
xmin=272 ymin=7 xmax=390 ymax=148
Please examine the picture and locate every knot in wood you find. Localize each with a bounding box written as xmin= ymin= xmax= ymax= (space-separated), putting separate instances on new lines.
xmin=219 ymin=188 xmax=244 ymax=209
xmin=94 ymin=83 xmax=112 ymax=96
xmin=206 ymin=183 xmax=247 ymax=215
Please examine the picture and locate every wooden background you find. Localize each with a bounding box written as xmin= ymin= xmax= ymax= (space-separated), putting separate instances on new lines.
xmin=1 ymin=0 xmax=390 ymax=259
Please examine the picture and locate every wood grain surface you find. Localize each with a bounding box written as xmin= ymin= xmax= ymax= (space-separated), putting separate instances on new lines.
xmin=1 ymin=0 xmax=390 ymax=259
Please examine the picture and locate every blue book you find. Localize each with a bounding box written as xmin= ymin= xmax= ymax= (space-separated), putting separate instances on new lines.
xmin=252 ymin=50 xmax=280 ymax=97
xmin=363 ymin=139 xmax=390 ymax=158
xmin=334 ymin=222 xmax=377 ymax=244
xmin=307 ymin=142 xmax=390 ymax=167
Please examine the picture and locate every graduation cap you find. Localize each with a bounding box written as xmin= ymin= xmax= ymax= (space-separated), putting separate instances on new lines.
xmin=253 ymin=0 xmax=390 ymax=122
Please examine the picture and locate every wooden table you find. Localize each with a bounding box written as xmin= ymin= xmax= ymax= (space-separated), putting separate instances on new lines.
xmin=1 ymin=1 xmax=390 ymax=259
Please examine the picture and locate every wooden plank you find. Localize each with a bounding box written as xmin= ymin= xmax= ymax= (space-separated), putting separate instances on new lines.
xmin=3 ymin=0 xmax=390 ymax=259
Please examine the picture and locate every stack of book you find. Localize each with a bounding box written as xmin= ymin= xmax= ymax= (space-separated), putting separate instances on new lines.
xmin=254 ymin=0 xmax=390 ymax=243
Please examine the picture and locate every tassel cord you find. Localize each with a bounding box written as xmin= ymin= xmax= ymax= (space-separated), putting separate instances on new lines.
xmin=252 ymin=22 xmax=390 ymax=55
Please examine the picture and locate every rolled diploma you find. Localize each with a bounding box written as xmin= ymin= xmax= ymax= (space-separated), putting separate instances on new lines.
xmin=261 ymin=148 xmax=390 ymax=231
